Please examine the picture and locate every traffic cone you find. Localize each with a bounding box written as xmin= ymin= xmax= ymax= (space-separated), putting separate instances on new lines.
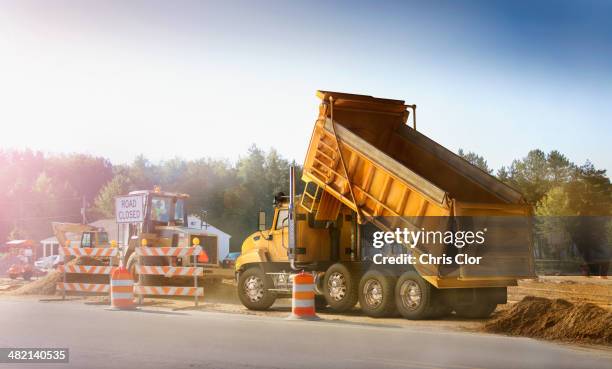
xmin=288 ymin=272 xmax=320 ymax=320
xmin=110 ymin=267 xmax=136 ymax=310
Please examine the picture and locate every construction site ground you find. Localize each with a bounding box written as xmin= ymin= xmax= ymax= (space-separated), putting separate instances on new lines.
xmin=0 ymin=274 xmax=610 ymax=349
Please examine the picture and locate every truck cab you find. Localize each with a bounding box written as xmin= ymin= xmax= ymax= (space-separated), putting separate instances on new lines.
xmin=235 ymin=187 xmax=359 ymax=311
xmin=237 ymin=193 xmax=347 ymax=269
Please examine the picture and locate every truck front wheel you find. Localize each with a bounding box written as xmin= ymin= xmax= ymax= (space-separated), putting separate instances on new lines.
xmin=323 ymin=263 xmax=358 ymax=312
xmin=358 ymin=270 xmax=397 ymax=317
xmin=237 ymin=267 xmax=277 ymax=311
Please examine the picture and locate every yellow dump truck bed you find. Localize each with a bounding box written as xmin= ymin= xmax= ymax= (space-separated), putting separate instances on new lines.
xmin=302 ymin=91 xmax=534 ymax=287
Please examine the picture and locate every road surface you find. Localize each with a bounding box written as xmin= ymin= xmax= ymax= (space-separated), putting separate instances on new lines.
xmin=0 ymin=299 xmax=609 ymax=369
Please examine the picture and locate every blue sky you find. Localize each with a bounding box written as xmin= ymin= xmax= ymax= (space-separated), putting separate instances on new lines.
xmin=0 ymin=0 xmax=610 ymax=172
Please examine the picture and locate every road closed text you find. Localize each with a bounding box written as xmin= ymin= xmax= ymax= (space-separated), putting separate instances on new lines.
xmin=115 ymin=195 xmax=144 ymax=223
xmin=372 ymin=253 xmax=483 ymax=265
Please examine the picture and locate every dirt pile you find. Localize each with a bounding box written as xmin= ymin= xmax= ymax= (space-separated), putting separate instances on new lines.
xmin=9 ymin=270 xmax=62 ymax=295
xmin=485 ymin=296 xmax=612 ymax=345
xmin=8 ymin=257 xmax=108 ymax=296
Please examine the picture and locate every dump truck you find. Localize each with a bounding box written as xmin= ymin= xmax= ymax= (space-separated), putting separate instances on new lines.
xmin=235 ymin=91 xmax=534 ymax=319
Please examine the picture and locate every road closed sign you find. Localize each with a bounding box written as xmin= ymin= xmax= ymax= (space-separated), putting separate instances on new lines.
xmin=115 ymin=195 xmax=144 ymax=223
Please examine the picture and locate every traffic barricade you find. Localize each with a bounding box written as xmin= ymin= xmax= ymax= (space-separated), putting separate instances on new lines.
xmin=110 ymin=267 xmax=136 ymax=310
xmin=57 ymin=246 xmax=119 ymax=300
xmin=288 ymin=271 xmax=320 ymax=320
xmin=135 ymin=240 xmax=204 ymax=306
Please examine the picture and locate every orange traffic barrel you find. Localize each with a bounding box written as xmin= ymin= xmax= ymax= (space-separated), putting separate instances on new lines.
xmin=288 ymin=272 xmax=320 ymax=320
xmin=110 ymin=267 xmax=136 ymax=310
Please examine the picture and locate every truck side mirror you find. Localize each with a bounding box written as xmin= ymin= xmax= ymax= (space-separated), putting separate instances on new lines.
xmin=258 ymin=211 xmax=266 ymax=231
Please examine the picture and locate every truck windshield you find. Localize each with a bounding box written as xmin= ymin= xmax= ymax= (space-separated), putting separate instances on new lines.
xmin=151 ymin=197 xmax=171 ymax=222
xmin=151 ymin=196 xmax=185 ymax=225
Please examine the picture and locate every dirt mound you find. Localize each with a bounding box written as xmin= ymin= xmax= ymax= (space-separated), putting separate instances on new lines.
xmin=484 ymin=296 xmax=612 ymax=345
xmin=8 ymin=257 xmax=108 ymax=296
xmin=9 ymin=270 xmax=62 ymax=295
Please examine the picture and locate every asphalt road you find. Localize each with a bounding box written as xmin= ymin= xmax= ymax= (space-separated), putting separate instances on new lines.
xmin=0 ymin=299 xmax=609 ymax=369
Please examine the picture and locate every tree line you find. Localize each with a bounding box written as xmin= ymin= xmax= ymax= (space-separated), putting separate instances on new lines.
xmin=457 ymin=148 xmax=611 ymax=216
xmin=1 ymin=146 xmax=610 ymax=252
xmin=0 ymin=146 xmax=301 ymax=249
xmin=458 ymin=148 xmax=611 ymax=265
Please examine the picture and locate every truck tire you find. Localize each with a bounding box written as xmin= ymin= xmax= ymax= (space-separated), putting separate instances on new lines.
xmin=394 ymin=270 xmax=434 ymax=320
xmin=323 ymin=263 xmax=358 ymax=312
xmin=453 ymin=301 xmax=497 ymax=319
xmin=237 ymin=267 xmax=277 ymax=311
xmin=358 ymin=270 xmax=397 ymax=318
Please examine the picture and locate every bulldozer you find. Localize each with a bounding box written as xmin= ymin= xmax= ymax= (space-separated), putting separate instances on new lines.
xmin=118 ymin=188 xmax=221 ymax=280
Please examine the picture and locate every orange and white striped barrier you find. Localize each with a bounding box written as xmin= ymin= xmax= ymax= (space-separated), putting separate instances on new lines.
xmin=56 ymin=282 xmax=110 ymax=293
xmin=136 ymin=246 xmax=202 ymax=257
xmin=60 ymin=247 xmax=119 ymax=257
xmin=288 ymin=272 xmax=320 ymax=320
xmin=57 ymin=245 xmax=119 ymax=300
xmin=136 ymin=266 xmax=203 ymax=277
xmin=134 ymin=286 xmax=203 ymax=296
xmin=135 ymin=240 xmax=204 ymax=306
xmin=58 ymin=265 xmax=113 ymax=274
xmin=110 ymin=267 xmax=136 ymax=310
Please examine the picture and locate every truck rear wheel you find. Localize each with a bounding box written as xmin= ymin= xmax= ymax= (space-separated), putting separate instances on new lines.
xmin=323 ymin=263 xmax=358 ymax=312
xmin=237 ymin=267 xmax=277 ymax=311
xmin=395 ymin=271 xmax=434 ymax=320
xmin=358 ymin=270 xmax=397 ymax=318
